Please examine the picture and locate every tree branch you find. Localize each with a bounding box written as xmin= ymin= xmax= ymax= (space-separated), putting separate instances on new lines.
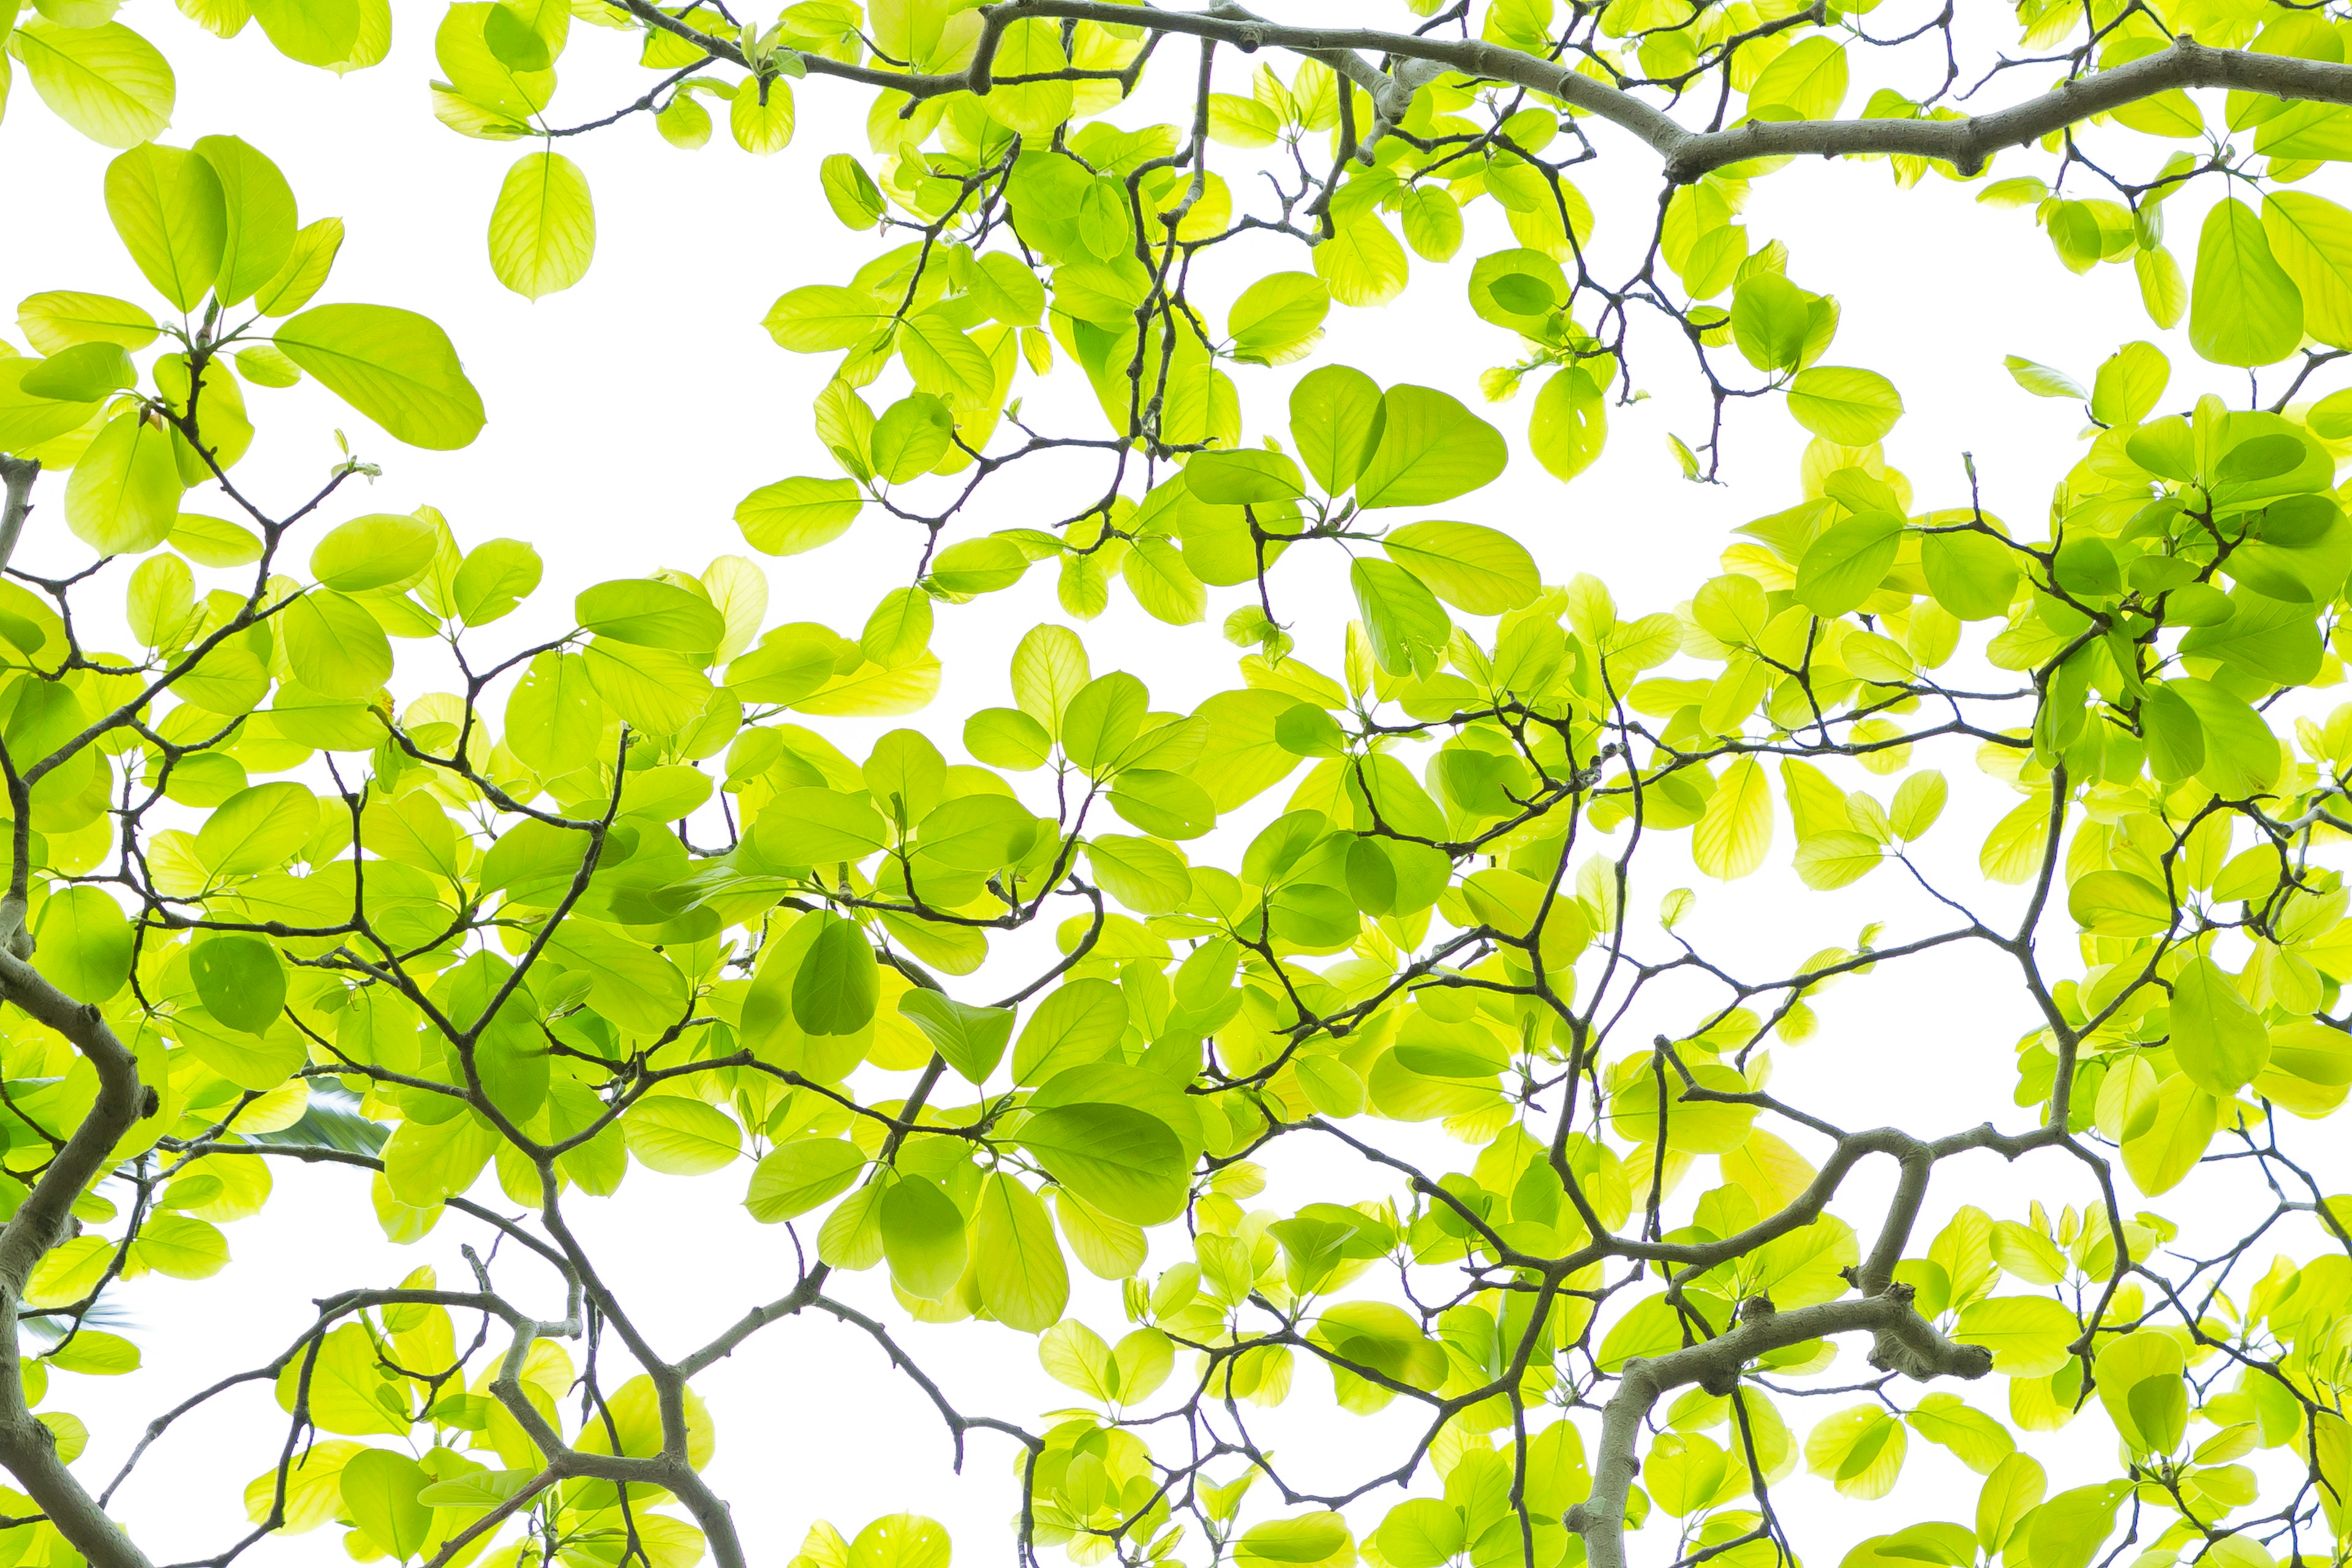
xmin=0 ymin=459 xmax=36 ymax=581
xmin=0 ymin=935 xmax=155 ymax=1568
xmin=1565 ymin=1293 xmax=1992 ymax=1568
xmin=617 ymin=0 xmax=2352 ymax=183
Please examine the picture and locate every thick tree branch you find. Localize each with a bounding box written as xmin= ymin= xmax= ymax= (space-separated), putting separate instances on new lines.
xmin=619 ymin=0 xmax=2352 ymax=183
xmin=0 ymin=459 xmax=35 ymax=580
xmin=0 ymin=933 xmax=154 ymax=1568
xmin=1565 ymin=1293 xmax=1992 ymax=1568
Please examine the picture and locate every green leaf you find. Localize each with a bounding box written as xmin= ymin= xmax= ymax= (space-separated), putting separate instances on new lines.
xmin=64 ymin=413 xmax=183 ymax=556
xmin=1952 ymin=1294 xmax=2078 ymax=1376
xmin=189 ymin=934 xmax=287 ymax=1035
xmin=45 ymin=1330 xmax=139 ymax=1376
xmin=1730 ymin=270 xmax=1812 ymax=372
xmin=2122 ymin=1072 xmax=2217 ymax=1196
xmin=311 ymin=512 xmax=438 ymax=592
xmin=1185 ymin=448 xmax=1306 ymax=505
xmin=1786 ymin=366 xmax=1903 ymax=444
xmin=1889 ymin=774 xmax=1948 ymax=846
xmin=744 ymin=1137 xmax=866 ymax=1222
xmin=2178 ymin=590 xmax=2323 ymax=683
xmin=488 ymin=149 xmax=595 ymax=299
xmin=929 ymin=537 xmax=1029 ymax=595
xmin=897 ymin=311 xmax=995 ymax=403
xmin=737 ymin=476 xmax=862 ymax=556
xmin=963 ymin=706 xmax=1052 ymax=770
xmin=870 ymin=393 xmax=954 ymax=483
xmin=763 ymin=285 xmax=889 ymax=352
xmin=451 ymin=538 xmax=543 ymax=625
xmin=914 ymin=793 xmax=1037 ymax=870
xmin=751 ymin=787 xmax=887 ymax=864
xmin=880 ymin=1172 xmax=967 ymax=1299
xmin=897 ymin=989 xmax=1014 ymax=1084
xmin=2174 ymin=676 xmax=2280 ymax=797
xmin=481 ymin=0 xmax=559 ymax=70
xmin=248 ymin=0 xmax=362 ymax=67
xmin=20 ymin=342 xmax=135 ymax=403
xmin=974 ymin=1172 xmax=1068 ymax=1332
xmin=1919 ymin=529 xmax=2018 ymax=620
xmin=281 ymin=589 xmax=393 ymax=698
xmin=7 ymin=20 xmax=175 ymax=149
xmin=2090 ymin=342 xmax=2169 ymax=426
xmin=1236 ymin=1513 xmax=1352 ymax=1566
xmin=2024 ymin=1485 xmax=2125 ymax=1568
xmin=2001 ymin=355 xmax=2085 ymax=400
xmin=255 ymin=217 xmax=344 ymax=317
xmin=1314 ymin=216 xmax=1408 ymax=307
xmin=1749 ymin=35 xmax=1847 ymax=118
xmin=1694 ymin=756 xmax=1772 ymax=880
xmin=1020 ymin=1102 xmax=1188 ymax=1224
xmin=1400 ymin=184 xmax=1463 ymax=261
xmin=417 ymin=1470 xmax=538 ymax=1509
xmin=1974 ymin=1453 xmax=2046 ymax=1555
xmin=274 ymin=303 xmax=486 ymax=451
xmin=1289 ymin=363 xmax=1384 ymax=494
xmin=1058 ymin=671 xmax=1146 ymax=773
xmin=1795 ymin=513 xmax=1903 ymax=617
xmin=502 ymin=650 xmax=601 ymax=775
xmin=15 ymin=291 xmax=159 ymax=356
xmin=820 ymin=152 xmax=886 ymax=228
xmin=436 ymin=1 xmax=552 ymax=119
xmin=1012 ymin=978 xmax=1127 ymax=1086
xmin=1529 ymin=364 xmax=1608 ymax=482
xmin=196 ymin=782 xmax=318 ymax=874
xmin=2141 ymin=682 xmax=2204 ymax=783
xmin=588 ymin=633 xmax=718 ymax=728
xmin=850 ymin=1515 xmax=951 ymax=1568
xmin=194 ymin=135 xmax=296 ymax=307
xmin=170 ymin=512 xmax=264 ymax=568
xmin=339 ymin=1449 xmax=433 ymax=1564
xmin=1121 ymin=537 xmax=1207 ymax=626
xmin=1376 ymin=1499 xmax=1468 ymax=1568
xmin=2190 ymin=197 xmax=2303 ymax=368
xmin=1351 ymin=557 xmax=1450 ymax=677
xmin=575 ymin=578 xmax=725 ymax=655
xmin=1904 ymin=1390 xmax=2015 ymax=1474
xmin=1084 ymin=835 xmax=1192 ymax=916
xmin=793 ymin=912 xmax=878 ymax=1035
xmin=1354 ymin=385 xmax=1507 ymax=508
xmin=104 ymin=143 xmax=225 ymax=314
xmin=2095 ymin=1330 xmax=2188 ymax=1455
xmin=2169 ymin=956 xmax=2269 ymax=1095
xmin=1229 ymin=272 xmax=1330 ymax=364
xmin=32 ymin=886 xmax=131 ymax=1004
xmin=978 ymin=17 xmax=1066 ymax=135
xmin=2262 ymin=190 xmax=2352 ymax=350
xmin=620 ymin=1096 xmax=741 ymax=1175
xmin=1467 ymin=248 xmax=1566 ymax=333
xmin=1381 ymin=521 xmax=1538 ymax=615
xmin=0 ymin=363 xmax=100 ymax=453
xmin=1793 ymin=831 xmax=1881 ymax=889
xmin=132 ymin=1214 xmax=228 ymax=1280
xmin=2067 ymin=870 xmax=2173 ymax=937
xmin=1804 ymin=1404 xmax=1906 ymax=1500
xmin=1106 ymin=768 xmax=1216 ymax=839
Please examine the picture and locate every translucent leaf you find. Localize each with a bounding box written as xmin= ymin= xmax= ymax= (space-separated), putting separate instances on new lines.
xmin=487 ymin=149 xmax=594 ymax=298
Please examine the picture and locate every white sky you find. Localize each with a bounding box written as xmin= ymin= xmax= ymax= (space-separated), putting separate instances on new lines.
xmin=3 ymin=2 xmax=2348 ymax=1565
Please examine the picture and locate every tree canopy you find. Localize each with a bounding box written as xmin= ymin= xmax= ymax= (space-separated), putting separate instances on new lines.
xmin=2 ymin=2 xmax=2352 ymax=1568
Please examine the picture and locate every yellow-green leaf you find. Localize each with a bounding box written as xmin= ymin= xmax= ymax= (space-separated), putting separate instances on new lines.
xmin=487 ymin=149 xmax=595 ymax=299
xmin=8 ymin=19 xmax=174 ymax=149
xmin=2191 ymin=197 xmax=2302 ymax=368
